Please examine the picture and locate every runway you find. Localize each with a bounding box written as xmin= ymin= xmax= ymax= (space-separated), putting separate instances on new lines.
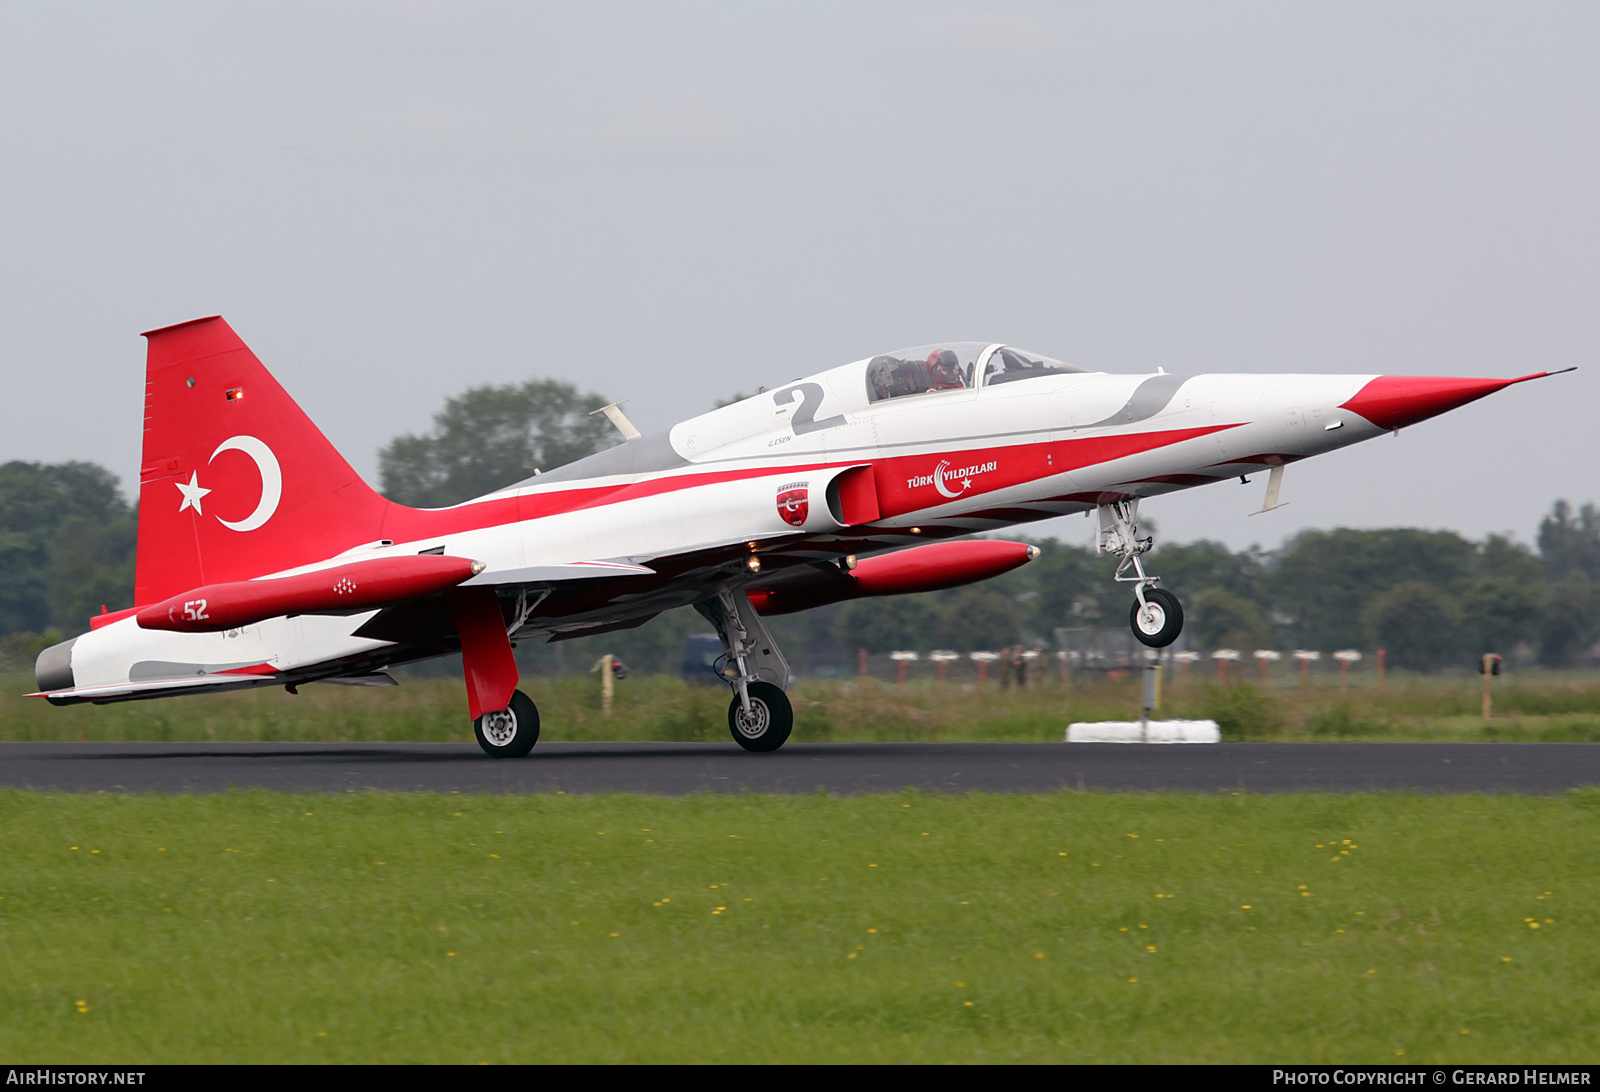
xmin=2 ymin=741 xmax=1598 ymax=795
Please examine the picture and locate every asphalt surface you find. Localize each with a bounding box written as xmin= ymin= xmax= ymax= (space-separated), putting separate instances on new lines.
xmin=2 ymin=741 xmax=1598 ymax=795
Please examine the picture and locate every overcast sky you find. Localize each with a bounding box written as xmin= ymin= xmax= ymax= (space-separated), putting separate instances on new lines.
xmin=2 ymin=1 xmax=1595 ymax=552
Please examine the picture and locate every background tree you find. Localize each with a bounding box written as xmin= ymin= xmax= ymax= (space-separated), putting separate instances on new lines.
xmin=1464 ymin=573 xmax=1545 ymax=656
xmin=0 ymin=461 xmax=136 ymax=636
xmin=1004 ymin=537 xmax=1118 ymax=637
xmin=832 ymin=595 xmax=943 ymax=654
xmin=1153 ymin=539 xmax=1266 ymax=604
xmin=1269 ymin=528 xmax=1476 ymax=651
xmin=1538 ymin=500 xmax=1600 ymax=580
xmin=935 ymin=588 xmax=1021 ymax=651
xmin=1362 ymin=581 xmax=1469 ymax=670
xmin=1537 ymin=573 xmax=1593 ymax=666
xmin=1535 ymin=501 xmax=1600 ymax=664
xmin=1461 ymin=535 xmax=1546 ymax=655
xmin=1188 ymin=587 xmax=1271 ymax=652
xmin=379 ymin=380 xmax=616 ymax=508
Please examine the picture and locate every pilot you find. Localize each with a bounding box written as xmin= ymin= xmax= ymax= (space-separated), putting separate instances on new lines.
xmin=925 ymin=349 xmax=964 ymax=390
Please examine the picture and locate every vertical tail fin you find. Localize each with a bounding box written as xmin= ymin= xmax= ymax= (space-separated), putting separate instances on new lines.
xmin=136 ymin=317 xmax=392 ymax=603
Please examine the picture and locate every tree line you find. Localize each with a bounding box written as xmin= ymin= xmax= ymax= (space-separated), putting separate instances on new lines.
xmin=831 ymin=510 xmax=1598 ymax=672
xmin=2 ymin=378 xmax=1596 ymax=674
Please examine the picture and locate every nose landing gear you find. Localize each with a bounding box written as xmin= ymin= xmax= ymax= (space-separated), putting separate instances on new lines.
xmin=1098 ymin=499 xmax=1184 ymax=648
xmin=1130 ymin=587 xmax=1184 ymax=647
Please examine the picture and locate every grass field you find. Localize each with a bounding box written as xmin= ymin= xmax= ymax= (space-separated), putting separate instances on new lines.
xmin=5 ymin=670 xmax=1600 ymax=745
xmin=2 ymin=789 xmax=1598 ymax=1063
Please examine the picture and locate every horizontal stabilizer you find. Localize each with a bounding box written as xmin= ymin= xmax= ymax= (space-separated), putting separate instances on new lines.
xmin=30 ymin=673 xmax=271 ymax=705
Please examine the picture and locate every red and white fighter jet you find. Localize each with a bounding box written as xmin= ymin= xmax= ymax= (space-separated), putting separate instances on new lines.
xmin=32 ymin=319 xmax=1567 ymax=755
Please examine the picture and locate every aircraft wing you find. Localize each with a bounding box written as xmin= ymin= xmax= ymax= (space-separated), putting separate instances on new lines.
xmin=463 ymin=559 xmax=655 ymax=586
xmin=28 ymin=672 xmax=279 ymax=705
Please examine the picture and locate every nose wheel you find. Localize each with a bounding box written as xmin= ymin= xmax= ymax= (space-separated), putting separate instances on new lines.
xmin=1097 ymin=499 xmax=1185 ymax=648
xmin=1130 ymin=588 xmax=1183 ymax=648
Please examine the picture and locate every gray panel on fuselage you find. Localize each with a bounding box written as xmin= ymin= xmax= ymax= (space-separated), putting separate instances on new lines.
xmin=515 ymin=430 xmax=687 ymax=488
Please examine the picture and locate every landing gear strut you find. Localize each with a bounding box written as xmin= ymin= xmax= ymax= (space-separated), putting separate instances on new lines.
xmin=697 ymin=590 xmax=795 ymax=752
xmin=1098 ymin=499 xmax=1184 ymax=648
xmin=449 ymin=587 xmax=542 ymax=758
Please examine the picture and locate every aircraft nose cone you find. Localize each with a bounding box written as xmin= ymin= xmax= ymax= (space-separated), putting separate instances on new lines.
xmin=1339 ymin=374 xmax=1514 ymax=431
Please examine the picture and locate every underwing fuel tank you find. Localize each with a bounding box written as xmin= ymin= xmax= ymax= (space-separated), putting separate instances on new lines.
xmin=134 ymin=555 xmax=484 ymax=633
xmin=746 ymin=540 xmax=1039 ymax=616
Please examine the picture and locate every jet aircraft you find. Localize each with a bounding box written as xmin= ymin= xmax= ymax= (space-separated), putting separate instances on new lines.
xmin=31 ymin=319 xmax=1568 ymax=755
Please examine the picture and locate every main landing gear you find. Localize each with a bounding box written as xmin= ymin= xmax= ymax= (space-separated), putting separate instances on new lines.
xmin=1097 ymin=499 xmax=1184 ymax=648
xmin=449 ymin=587 xmax=543 ymax=758
xmin=697 ymin=590 xmax=795 ymax=752
xmin=475 ymin=689 xmax=541 ymax=757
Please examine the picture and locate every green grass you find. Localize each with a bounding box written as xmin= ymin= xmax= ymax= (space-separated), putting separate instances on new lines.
xmin=2 ymin=789 xmax=1598 ymax=1063
xmin=6 ymin=670 xmax=1600 ymax=744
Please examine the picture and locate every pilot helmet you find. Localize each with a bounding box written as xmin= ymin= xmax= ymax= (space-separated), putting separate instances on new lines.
xmin=926 ymin=348 xmax=962 ymax=388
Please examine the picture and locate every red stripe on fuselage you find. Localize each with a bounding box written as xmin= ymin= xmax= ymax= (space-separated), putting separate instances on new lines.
xmin=863 ymin=424 xmax=1235 ymax=518
xmin=371 ymin=423 xmax=1238 ymax=542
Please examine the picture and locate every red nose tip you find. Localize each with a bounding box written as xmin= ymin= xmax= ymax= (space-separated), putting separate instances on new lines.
xmin=1340 ymin=374 xmax=1524 ymax=431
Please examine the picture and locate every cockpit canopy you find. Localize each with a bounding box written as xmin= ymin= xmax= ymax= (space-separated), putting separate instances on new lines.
xmin=865 ymin=342 xmax=1085 ymax=403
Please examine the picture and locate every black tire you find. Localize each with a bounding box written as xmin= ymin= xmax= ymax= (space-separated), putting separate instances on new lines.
xmin=1129 ymin=588 xmax=1184 ymax=648
xmin=474 ymin=689 xmax=540 ymax=758
xmin=727 ymin=681 xmax=793 ymax=753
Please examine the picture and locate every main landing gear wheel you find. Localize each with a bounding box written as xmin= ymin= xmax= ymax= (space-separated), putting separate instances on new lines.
xmin=1130 ymin=588 xmax=1184 ymax=648
xmin=474 ymin=689 xmax=540 ymax=758
xmin=727 ymin=681 xmax=793 ymax=753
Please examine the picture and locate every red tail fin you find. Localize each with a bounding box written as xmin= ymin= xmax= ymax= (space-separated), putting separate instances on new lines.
xmin=136 ymin=317 xmax=393 ymax=603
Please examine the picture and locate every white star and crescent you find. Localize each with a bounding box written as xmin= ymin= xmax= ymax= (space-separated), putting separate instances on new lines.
xmin=171 ymin=436 xmax=283 ymax=532
xmin=175 ymin=472 xmax=211 ymax=514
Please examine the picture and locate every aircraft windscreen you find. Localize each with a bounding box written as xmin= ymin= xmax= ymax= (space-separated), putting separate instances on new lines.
xmin=865 ymin=342 xmax=989 ymax=403
xmin=982 ymin=347 xmax=1087 ymax=386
